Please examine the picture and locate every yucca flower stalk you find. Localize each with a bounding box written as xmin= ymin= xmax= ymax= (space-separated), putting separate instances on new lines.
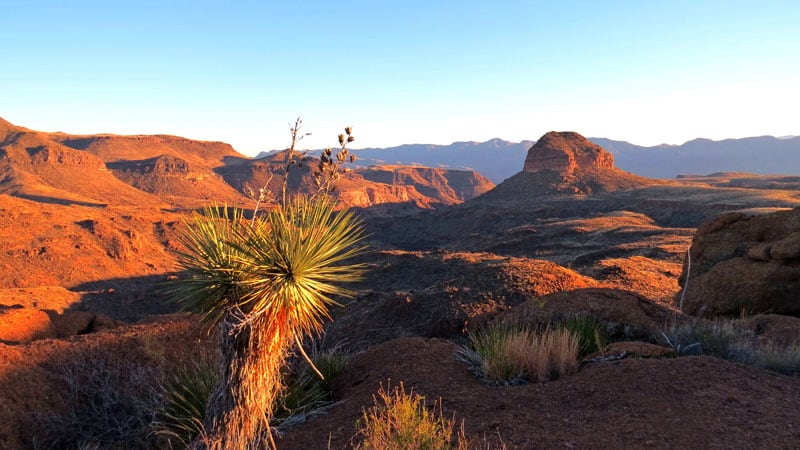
xmin=170 ymin=194 xmax=366 ymax=449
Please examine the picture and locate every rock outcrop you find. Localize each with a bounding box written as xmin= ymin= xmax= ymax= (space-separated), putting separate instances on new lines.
xmin=677 ymin=208 xmax=800 ymax=317
xmin=524 ymin=131 xmax=614 ymax=176
xmin=482 ymin=131 xmax=656 ymax=198
xmin=356 ymin=165 xmax=494 ymax=204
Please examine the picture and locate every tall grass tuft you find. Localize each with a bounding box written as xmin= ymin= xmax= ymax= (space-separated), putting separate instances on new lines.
xmin=562 ymin=315 xmax=608 ymax=359
xmin=458 ymin=325 xmax=580 ymax=384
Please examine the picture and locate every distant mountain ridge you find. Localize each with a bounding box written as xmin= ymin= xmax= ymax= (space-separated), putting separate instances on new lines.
xmin=259 ymin=139 xmax=534 ymax=183
xmin=259 ymin=135 xmax=800 ymax=182
xmin=592 ymin=136 xmax=800 ymax=178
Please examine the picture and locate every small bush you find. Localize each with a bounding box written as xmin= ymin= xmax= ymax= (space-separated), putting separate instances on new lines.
xmin=660 ymin=319 xmax=800 ymax=375
xmin=355 ymin=382 xmax=467 ymax=450
xmin=745 ymin=342 xmax=800 ymax=375
xmin=660 ymin=319 xmax=754 ymax=358
xmin=458 ymin=325 xmax=579 ymax=384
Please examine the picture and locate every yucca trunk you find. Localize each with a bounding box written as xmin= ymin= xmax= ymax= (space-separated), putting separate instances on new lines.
xmin=190 ymin=315 xmax=289 ymax=450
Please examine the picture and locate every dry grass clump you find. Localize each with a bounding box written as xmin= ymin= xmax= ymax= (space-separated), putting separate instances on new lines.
xmin=355 ymin=382 xmax=468 ymax=450
xmin=458 ymin=325 xmax=580 ymax=384
xmin=750 ymin=342 xmax=800 ymax=375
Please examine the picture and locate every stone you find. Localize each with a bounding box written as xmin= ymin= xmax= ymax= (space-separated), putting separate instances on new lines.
xmin=0 ymin=308 xmax=55 ymax=343
xmin=678 ymin=207 xmax=800 ymax=317
xmin=769 ymin=231 xmax=800 ymax=260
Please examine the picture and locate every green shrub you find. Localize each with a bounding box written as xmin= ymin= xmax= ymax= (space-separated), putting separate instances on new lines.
xmin=154 ymin=361 xmax=217 ymax=449
xmin=562 ymin=315 xmax=609 ymax=358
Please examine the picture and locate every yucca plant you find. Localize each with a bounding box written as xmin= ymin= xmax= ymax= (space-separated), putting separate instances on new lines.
xmin=169 ymin=194 xmax=366 ymax=449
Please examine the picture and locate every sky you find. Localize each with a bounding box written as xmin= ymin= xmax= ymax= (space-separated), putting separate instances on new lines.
xmin=2 ymin=1 xmax=798 ymax=155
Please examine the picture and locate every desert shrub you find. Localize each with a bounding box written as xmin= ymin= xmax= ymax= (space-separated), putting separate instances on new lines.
xmin=660 ymin=319 xmax=754 ymax=358
xmin=30 ymin=344 xmax=163 ymax=450
xmin=660 ymin=319 xmax=800 ymax=375
xmin=748 ymin=342 xmax=800 ymax=375
xmin=457 ymin=324 xmax=579 ymax=384
xmin=355 ymin=382 xmax=468 ymax=450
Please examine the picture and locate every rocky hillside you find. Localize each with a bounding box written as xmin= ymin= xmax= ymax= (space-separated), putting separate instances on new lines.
xmin=0 ymin=116 xmax=495 ymax=317
xmin=2 ymin=123 xmax=800 ymax=449
xmin=0 ymin=117 xmax=493 ymax=211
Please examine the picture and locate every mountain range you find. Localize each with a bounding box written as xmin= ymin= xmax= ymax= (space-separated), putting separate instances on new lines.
xmin=260 ymin=135 xmax=800 ymax=183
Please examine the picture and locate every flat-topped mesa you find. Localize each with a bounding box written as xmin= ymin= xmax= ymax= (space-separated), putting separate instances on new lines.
xmin=523 ymin=131 xmax=615 ymax=176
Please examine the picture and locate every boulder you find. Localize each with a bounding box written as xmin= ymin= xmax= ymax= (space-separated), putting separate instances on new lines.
xmin=0 ymin=307 xmax=55 ymax=343
xmin=50 ymin=311 xmax=120 ymax=337
xmin=677 ymin=208 xmax=800 ymax=317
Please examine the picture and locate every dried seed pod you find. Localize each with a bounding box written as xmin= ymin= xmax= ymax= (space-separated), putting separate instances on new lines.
xmin=345 ymin=127 xmax=352 ymax=135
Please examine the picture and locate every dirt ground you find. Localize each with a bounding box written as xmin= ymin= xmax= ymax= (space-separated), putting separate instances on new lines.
xmin=279 ymin=337 xmax=800 ymax=449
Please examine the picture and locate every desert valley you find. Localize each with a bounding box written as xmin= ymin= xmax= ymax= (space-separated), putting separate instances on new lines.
xmin=1 ymin=116 xmax=800 ymax=449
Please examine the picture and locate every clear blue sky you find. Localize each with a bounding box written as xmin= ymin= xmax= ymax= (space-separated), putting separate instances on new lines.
xmin=2 ymin=1 xmax=798 ymax=155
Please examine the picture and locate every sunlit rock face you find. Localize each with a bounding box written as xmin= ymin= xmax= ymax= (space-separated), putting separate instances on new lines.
xmin=523 ymin=131 xmax=615 ymax=176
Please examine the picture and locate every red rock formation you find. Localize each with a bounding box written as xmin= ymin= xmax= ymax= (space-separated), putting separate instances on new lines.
xmin=481 ymin=131 xmax=655 ymax=198
xmin=523 ymin=131 xmax=614 ymax=176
